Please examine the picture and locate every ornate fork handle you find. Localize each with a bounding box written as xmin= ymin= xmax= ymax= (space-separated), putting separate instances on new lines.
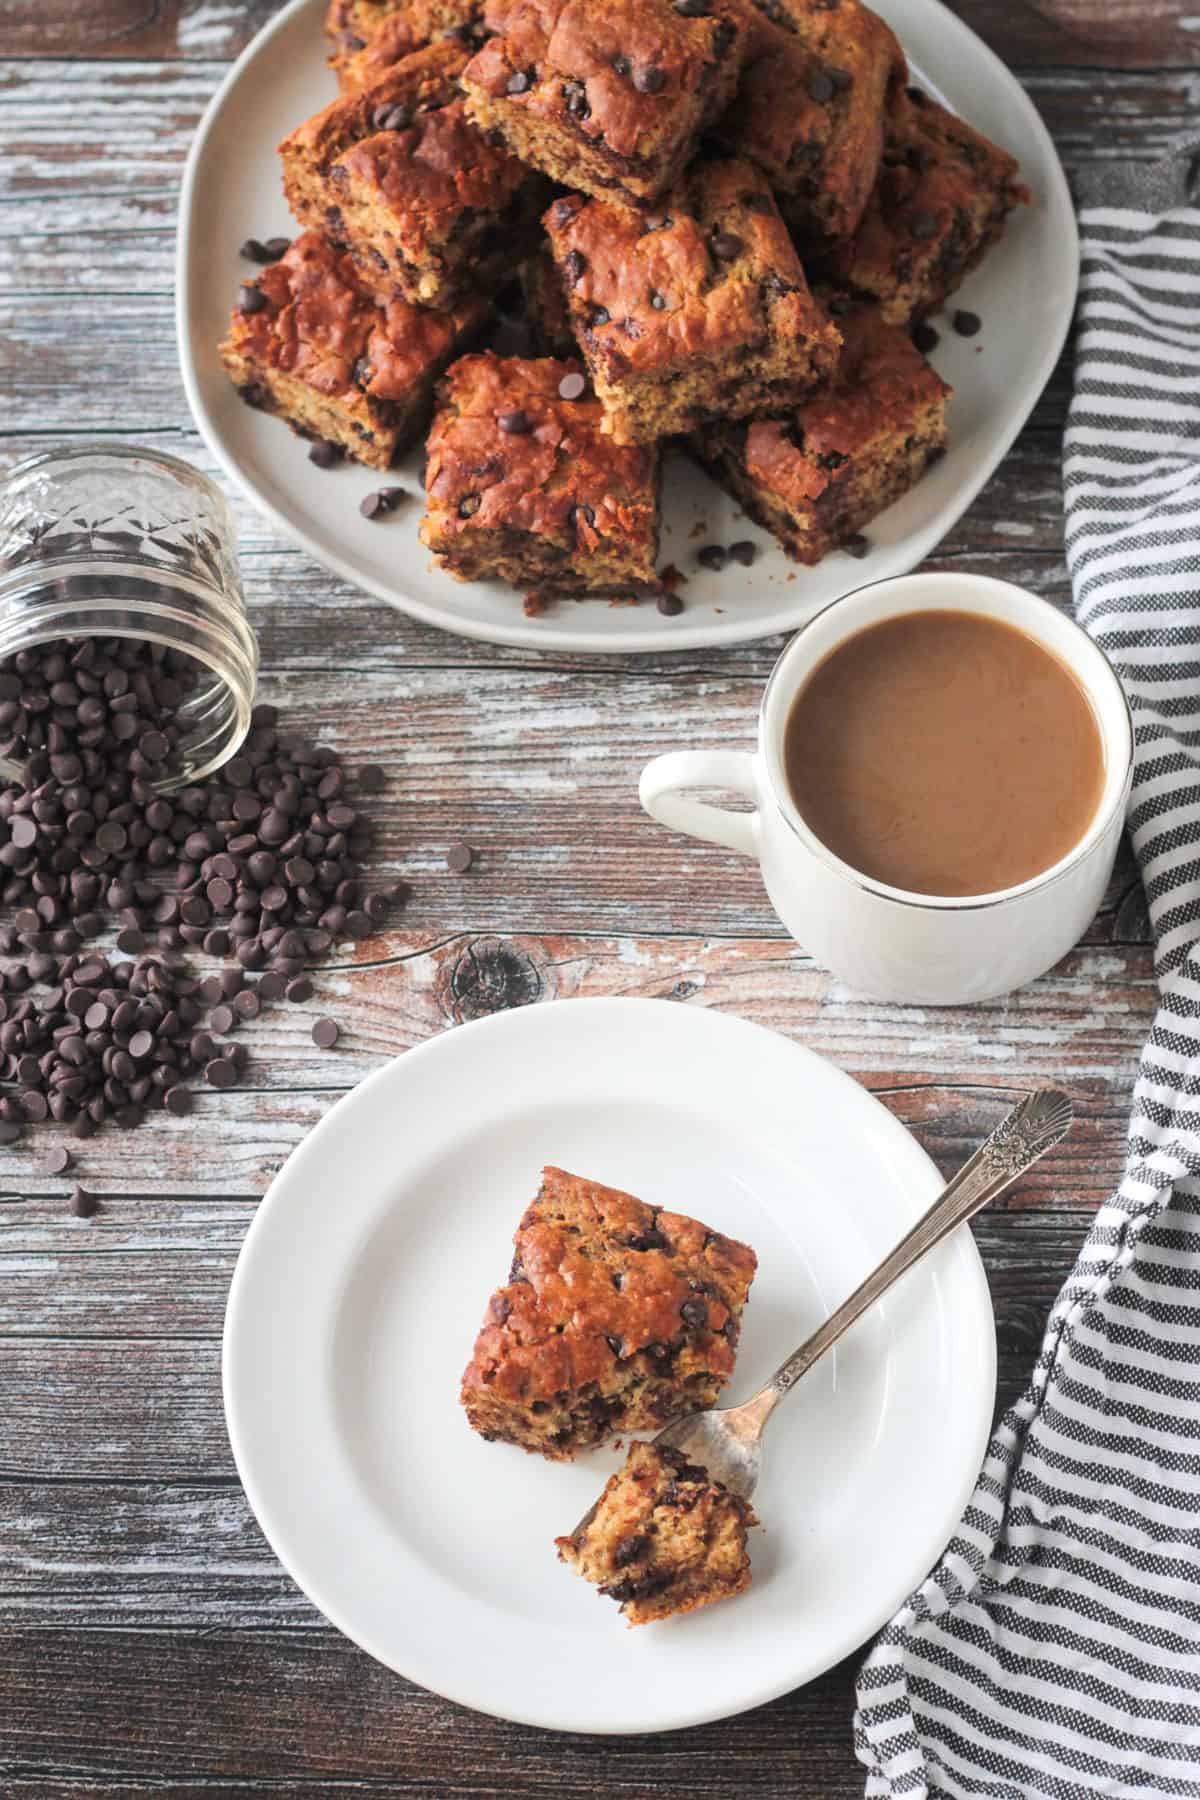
xmin=757 ymin=1088 xmax=1073 ymax=1411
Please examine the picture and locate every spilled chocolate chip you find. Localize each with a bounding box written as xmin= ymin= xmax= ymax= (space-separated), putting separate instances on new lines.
xmin=953 ymin=308 xmax=981 ymax=337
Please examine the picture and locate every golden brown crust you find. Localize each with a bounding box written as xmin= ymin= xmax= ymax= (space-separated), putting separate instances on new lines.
xmin=556 ymin=1441 xmax=756 ymax=1624
xmin=325 ymin=0 xmax=484 ymax=90
xmin=461 ymin=0 xmax=748 ymax=207
xmin=812 ymin=86 xmax=1030 ymax=322
xmin=281 ymin=42 xmax=542 ymax=310
xmin=421 ymin=354 xmax=661 ymax=593
xmin=219 ymin=230 xmax=487 ymax=468
xmin=689 ymin=298 xmax=950 ymax=560
xmin=715 ymin=0 xmax=905 ymax=239
xmin=541 ymin=159 xmax=841 ymax=442
xmin=459 ymin=1165 xmax=757 ymax=1454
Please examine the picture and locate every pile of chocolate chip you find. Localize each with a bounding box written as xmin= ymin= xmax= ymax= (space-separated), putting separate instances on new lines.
xmin=0 ymin=636 xmax=405 ymax=1199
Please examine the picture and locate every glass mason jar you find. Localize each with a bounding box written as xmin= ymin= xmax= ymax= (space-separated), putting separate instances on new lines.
xmin=0 ymin=444 xmax=259 ymax=790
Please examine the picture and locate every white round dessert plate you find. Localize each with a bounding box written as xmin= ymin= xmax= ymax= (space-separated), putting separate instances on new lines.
xmin=223 ymin=997 xmax=995 ymax=1732
xmin=177 ymin=0 xmax=1076 ymax=655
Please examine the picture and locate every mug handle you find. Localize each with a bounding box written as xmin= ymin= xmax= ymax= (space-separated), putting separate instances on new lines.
xmin=639 ymin=750 xmax=759 ymax=856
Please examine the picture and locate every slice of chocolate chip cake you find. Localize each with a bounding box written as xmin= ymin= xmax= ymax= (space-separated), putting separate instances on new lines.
xmin=556 ymin=1440 xmax=757 ymax=1623
xmin=460 ymin=1166 xmax=757 ymax=1459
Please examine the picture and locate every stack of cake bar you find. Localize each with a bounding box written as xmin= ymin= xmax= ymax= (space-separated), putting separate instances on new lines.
xmin=220 ymin=0 xmax=1028 ymax=602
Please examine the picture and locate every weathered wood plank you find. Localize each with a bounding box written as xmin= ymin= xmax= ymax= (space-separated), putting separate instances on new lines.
xmin=2 ymin=0 xmax=1195 ymax=68
xmin=0 ymin=930 xmax=1152 ymax=1205
xmin=0 ymin=1626 xmax=866 ymax=1796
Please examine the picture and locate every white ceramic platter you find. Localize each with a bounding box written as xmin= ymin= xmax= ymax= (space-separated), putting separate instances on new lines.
xmin=177 ymin=0 xmax=1077 ymax=654
xmin=223 ymin=998 xmax=995 ymax=1731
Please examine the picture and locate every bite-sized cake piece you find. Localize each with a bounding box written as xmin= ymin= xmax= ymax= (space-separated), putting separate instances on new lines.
xmin=520 ymin=247 xmax=578 ymax=357
xmin=280 ymin=40 xmax=546 ymax=311
xmin=326 ymin=0 xmax=484 ymax=89
xmin=460 ymin=1166 xmax=757 ymax=1456
xmin=715 ymin=0 xmax=904 ymax=241
xmin=219 ymin=231 xmax=487 ymax=469
xmin=556 ymin=1441 xmax=757 ymax=1624
xmin=811 ymin=86 xmax=1029 ymax=323
xmin=422 ymin=356 xmax=662 ymax=597
xmin=541 ymin=160 xmax=841 ymax=445
xmin=461 ymin=0 xmax=748 ymax=210
xmin=689 ymin=298 xmax=950 ymax=562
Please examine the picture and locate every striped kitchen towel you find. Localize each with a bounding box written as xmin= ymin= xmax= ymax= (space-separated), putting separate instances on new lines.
xmin=854 ymin=144 xmax=1200 ymax=1798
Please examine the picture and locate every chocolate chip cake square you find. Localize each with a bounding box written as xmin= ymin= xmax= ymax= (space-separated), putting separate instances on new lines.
xmin=714 ymin=0 xmax=905 ymax=241
xmin=541 ymin=159 xmax=841 ymax=445
xmin=461 ymin=0 xmax=748 ymax=211
xmin=556 ymin=1441 xmax=757 ymax=1623
xmin=326 ymin=0 xmax=484 ymax=90
xmin=460 ymin=1166 xmax=757 ymax=1457
xmin=219 ymin=231 xmax=488 ymax=469
xmin=280 ymin=40 xmax=547 ymax=311
xmin=421 ymin=354 xmax=662 ymax=596
xmin=688 ymin=297 xmax=951 ymax=562
xmin=812 ymin=85 xmax=1029 ymax=323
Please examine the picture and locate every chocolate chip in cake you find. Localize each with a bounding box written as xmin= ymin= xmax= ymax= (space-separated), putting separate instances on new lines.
xmin=828 ymin=66 xmax=853 ymax=89
xmin=611 ymin=52 xmax=630 ymax=76
xmin=562 ymin=79 xmax=589 ymax=118
xmin=563 ymin=249 xmax=587 ymax=285
xmin=446 ymin=842 xmax=474 ymax=874
xmin=710 ymin=232 xmax=743 ymax=262
xmin=377 ymin=102 xmax=413 ymax=130
xmin=697 ymin=544 xmax=728 ymax=571
xmin=613 ymin=1533 xmax=650 ymax=1567
xmin=239 ymin=238 xmax=271 ymax=263
xmin=680 ymin=1296 xmax=709 ymax=1329
xmin=649 ymin=290 xmax=666 ymax=310
xmin=906 ymin=85 xmax=928 ymax=106
xmin=263 ymin=237 xmax=291 ymax=260
xmin=238 ymin=283 xmax=268 ymax=314
xmin=71 ymin=1186 xmax=99 ymax=1218
xmin=806 ymin=69 xmax=835 ymax=103
xmin=674 ymin=0 xmax=710 ymax=12
xmin=309 ymin=438 xmax=343 ymax=469
xmin=557 ymin=370 xmax=586 ymax=401
xmin=843 ymin=533 xmax=871 ymax=558
xmin=312 ymin=1017 xmax=340 ymax=1049
xmin=633 ymin=64 xmax=666 ymax=95
xmin=588 ymin=305 xmax=610 ymax=328
xmin=506 ymin=67 xmax=535 ymax=94
xmin=909 ymin=210 xmax=939 ymax=241
xmin=459 ymin=494 xmax=481 ymax=518
xmin=657 ymin=593 xmax=684 ymax=616
xmin=728 ymin=540 xmax=758 ymax=566
xmin=497 ymin=409 xmax=531 ymax=434
xmin=953 ymin=308 xmax=981 ymax=337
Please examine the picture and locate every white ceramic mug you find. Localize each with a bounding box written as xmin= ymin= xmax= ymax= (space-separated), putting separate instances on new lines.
xmin=640 ymin=572 xmax=1134 ymax=1005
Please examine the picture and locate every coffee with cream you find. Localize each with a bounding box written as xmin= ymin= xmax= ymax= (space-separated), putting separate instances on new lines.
xmin=783 ymin=608 xmax=1106 ymax=898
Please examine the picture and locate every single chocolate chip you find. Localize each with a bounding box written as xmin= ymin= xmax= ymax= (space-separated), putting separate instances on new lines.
xmin=0 ymin=1121 xmax=22 ymax=1145
xmin=116 ymin=927 xmax=145 ymax=954
xmin=286 ymin=976 xmax=314 ymax=1003
xmin=309 ymin=439 xmax=343 ymax=469
xmin=557 ymin=370 xmax=586 ymax=400
xmin=10 ymin=816 xmax=36 ymax=849
xmin=907 ymin=85 xmax=928 ymax=106
xmin=458 ymin=494 xmax=481 ymax=518
xmin=238 ymin=283 xmax=268 ymax=314
xmin=239 ymin=238 xmax=270 ymax=262
xmin=728 ymin=540 xmax=758 ymax=566
xmin=710 ymin=232 xmax=743 ymax=262
xmin=613 ymin=1533 xmax=650 ymax=1568
xmin=843 ymin=532 xmax=871 ymax=558
xmin=360 ymin=491 xmax=386 ymax=519
xmin=680 ymin=1296 xmax=709 ymax=1329
xmin=909 ymin=210 xmax=939 ymax=240
xmin=263 ymin=237 xmax=291 ymax=259
xmin=497 ymin=409 xmax=531 ymax=434
xmin=165 ymin=1086 xmax=193 ymax=1116
xmin=209 ymin=1004 xmax=235 ymax=1035
xmin=506 ymin=67 xmax=534 ymax=94
xmin=446 ymin=842 xmax=474 ymax=874
xmin=649 ymin=290 xmax=666 ymax=310
xmin=633 ymin=63 xmax=665 ymax=94
xmin=72 ymin=1186 xmax=99 ymax=1218
xmin=913 ymin=321 xmax=939 ymax=353
xmin=807 ymin=69 xmax=835 ymax=102
xmin=206 ymin=1058 xmax=237 ymax=1089
xmin=378 ymin=486 xmax=406 ymax=510
xmin=611 ymin=52 xmax=630 ymax=76
xmin=656 ymin=593 xmax=684 ymax=616
xmin=828 ymin=65 xmax=853 ymax=89
xmin=627 ymin=1228 xmax=667 ymax=1252
xmin=697 ymin=544 xmax=728 ymax=571
xmin=953 ymin=308 xmax=981 ymax=337
xmin=312 ymin=1017 xmax=340 ymax=1049
xmin=38 ymin=1144 xmax=71 ymax=1176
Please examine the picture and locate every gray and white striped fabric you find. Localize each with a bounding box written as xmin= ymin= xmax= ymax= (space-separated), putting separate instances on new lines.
xmin=854 ymin=145 xmax=1200 ymax=1798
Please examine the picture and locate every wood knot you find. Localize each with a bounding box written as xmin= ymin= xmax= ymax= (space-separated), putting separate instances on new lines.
xmin=446 ymin=937 xmax=544 ymax=1022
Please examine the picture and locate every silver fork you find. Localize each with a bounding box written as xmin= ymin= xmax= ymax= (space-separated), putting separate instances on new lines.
xmin=586 ymin=1087 xmax=1073 ymax=1516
